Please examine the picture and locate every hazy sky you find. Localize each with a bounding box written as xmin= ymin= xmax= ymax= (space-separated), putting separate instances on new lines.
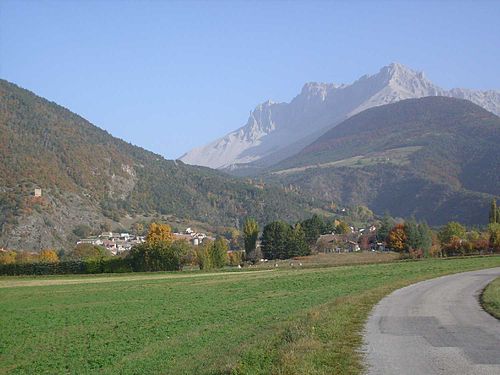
xmin=1 ymin=0 xmax=499 ymax=159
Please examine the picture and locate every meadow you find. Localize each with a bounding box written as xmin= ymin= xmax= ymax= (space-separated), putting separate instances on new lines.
xmin=1 ymin=255 xmax=499 ymax=375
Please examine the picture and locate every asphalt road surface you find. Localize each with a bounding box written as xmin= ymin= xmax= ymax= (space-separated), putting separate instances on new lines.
xmin=364 ymin=267 xmax=500 ymax=375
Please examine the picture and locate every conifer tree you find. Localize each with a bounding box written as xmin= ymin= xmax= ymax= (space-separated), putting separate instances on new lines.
xmin=261 ymin=221 xmax=290 ymax=260
xmin=287 ymin=223 xmax=310 ymax=257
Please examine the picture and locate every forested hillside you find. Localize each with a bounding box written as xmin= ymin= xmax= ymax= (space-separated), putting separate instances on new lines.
xmin=269 ymin=97 xmax=500 ymax=225
xmin=0 ymin=79 xmax=322 ymax=250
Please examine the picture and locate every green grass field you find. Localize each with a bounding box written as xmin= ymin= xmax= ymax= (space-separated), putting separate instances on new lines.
xmin=482 ymin=276 xmax=500 ymax=320
xmin=1 ymin=255 xmax=499 ymax=375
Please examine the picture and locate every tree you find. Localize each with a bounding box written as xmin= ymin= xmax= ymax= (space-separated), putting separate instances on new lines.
xmin=211 ymin=237 xmax=228 ymax=268
xmin=489 ymin=199 xmax=498 ymax=224
xmin=350 ymin=205 xmax=374 ymax=223
xmin=287 ymin=223 xmax=310 ymax=257
xmin=243 ymin=218 xmax=259 ymax=260
xmin=261 ymin=221 xmax=291 ymax=260
xmin=377 ymin=213 xmax=395 ymax=243
xmin=223 ymin=228 xmax=241 ymax=251
xmin=429 ymin=231 xmax=442 ymax=257
xmin=417 ymin=222 xmax=433 ymax=257
xmin=0 ymin=250 xmax=17 ymax=265
xmin=386 ymin=224 xmax=407 ymax=252
xmin=335 ymin=220 xmax=351 ymax=235
xmin=146 ymin=223 xmax=173 ymax=246
xmin=39 ymin=249 xmax=59 ymax=263
xmin=195 ymin=240 xmax=214 ymax=270
xmin=128 ymin=239 xmax=188 ymax=272
xmin=404 ymin=218 xmax=420 ymax=251
xmin=438 ymin=222 xmax=466 ymax=246
xmin=443 ymin=236 xmax=464 ymax=256
xmin=131 ymin=222 xmax=145 ymax=236
xmin=302 ymin=215 xmax=325 ymax=245
xmin=227 ymin=251 xmax=244 ymax=266
xmin=68 ymin=243 xmax=110 ymax=260
xmin=489 ymin=223 xmax=500 ymax=252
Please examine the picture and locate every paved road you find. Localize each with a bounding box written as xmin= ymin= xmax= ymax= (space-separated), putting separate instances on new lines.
xmin=364 ymin=267 xmax=500 ymax=375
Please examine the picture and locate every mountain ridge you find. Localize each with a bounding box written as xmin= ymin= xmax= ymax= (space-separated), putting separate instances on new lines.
xmin=180 ymin=63 xmax=500 ymax=172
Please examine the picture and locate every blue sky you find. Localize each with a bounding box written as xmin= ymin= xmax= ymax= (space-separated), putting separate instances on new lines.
xmin=1 ymin=0 xmax=499 ymax=159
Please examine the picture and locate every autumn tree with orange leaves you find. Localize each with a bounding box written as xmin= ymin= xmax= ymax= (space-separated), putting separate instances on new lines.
xmin=386 ymin=224 xmax=407 ymax=252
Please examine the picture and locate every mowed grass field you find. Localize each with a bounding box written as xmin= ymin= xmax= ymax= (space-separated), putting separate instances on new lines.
xmin=1 ymin=255 xmax=499 ymax=375
xmin=482 ymin=276 xmax=500 ymax=319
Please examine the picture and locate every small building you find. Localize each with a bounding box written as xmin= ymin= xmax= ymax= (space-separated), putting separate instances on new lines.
xmin=77 ymin=238 xmax=103 ymax=246
xmin=347 ymin=240 xmax=360 ymax=252
xmin=34 ymin=188 xmax=42 ymax=197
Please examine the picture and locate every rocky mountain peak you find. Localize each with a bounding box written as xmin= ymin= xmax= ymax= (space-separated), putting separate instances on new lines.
xmin=378 ymin=62 xmax=429 ymax=86
xmin=179 ymin=63 xmax=500 ymax=170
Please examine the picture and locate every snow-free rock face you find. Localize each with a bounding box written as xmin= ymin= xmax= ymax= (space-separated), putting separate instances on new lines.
xmin=179 ymin=63 xmax=500 ymax=170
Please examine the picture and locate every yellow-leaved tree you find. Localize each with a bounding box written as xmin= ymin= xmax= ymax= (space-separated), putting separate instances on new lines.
xmin=0 ymin=250 xmax=17 ymax=265
xmin=146 ymin=223 xmax=174 ymax=245
xmin=39 ymin=249 xmax=59 ymax=263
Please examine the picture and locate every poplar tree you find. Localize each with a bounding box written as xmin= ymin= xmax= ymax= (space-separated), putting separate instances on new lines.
xmin=417 ymin=221 xmax=433 ymax=257
xmin=489 ymin=199 xmax=498 ymax=224
xmin=242 ymin=218 xmax=259 ymax=260
xmin=489 ymin=199 xmax=500 ymax=224
xmin=211 ymin=237 xmax=228 ymax=268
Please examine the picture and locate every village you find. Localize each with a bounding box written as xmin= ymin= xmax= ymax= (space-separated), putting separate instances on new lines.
xmin=76 ymin=227 xmax=215 ymax=255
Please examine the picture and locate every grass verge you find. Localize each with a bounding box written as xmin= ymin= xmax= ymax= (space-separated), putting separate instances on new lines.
xmin=481 ymin=276 xmax=500 ymax=320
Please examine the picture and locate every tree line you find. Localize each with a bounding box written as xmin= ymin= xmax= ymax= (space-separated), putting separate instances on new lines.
xmin=0 ymin=223 xmax=243 ymax=275
xmin=2 ymin=200 xmax=499 ymax=275
xmin=377 ymin=200 xmax=500 ymax=257
xmin=242 ymin=215 xmax=352 ymax=261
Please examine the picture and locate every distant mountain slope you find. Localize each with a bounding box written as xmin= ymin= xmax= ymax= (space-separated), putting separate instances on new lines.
xmin=180 ymin=63 xmax=500 ymax=173
xmin=267 ymin=97 xmax=500 ymax=225
xmin=0 ymin=79 xmax=322 ymax=250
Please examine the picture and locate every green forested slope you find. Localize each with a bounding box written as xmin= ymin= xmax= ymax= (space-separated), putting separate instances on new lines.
xmin=0 ymin=79 xmax=321 ymax=250
xmin=268 ymin=97 xmax=500 ymax=225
